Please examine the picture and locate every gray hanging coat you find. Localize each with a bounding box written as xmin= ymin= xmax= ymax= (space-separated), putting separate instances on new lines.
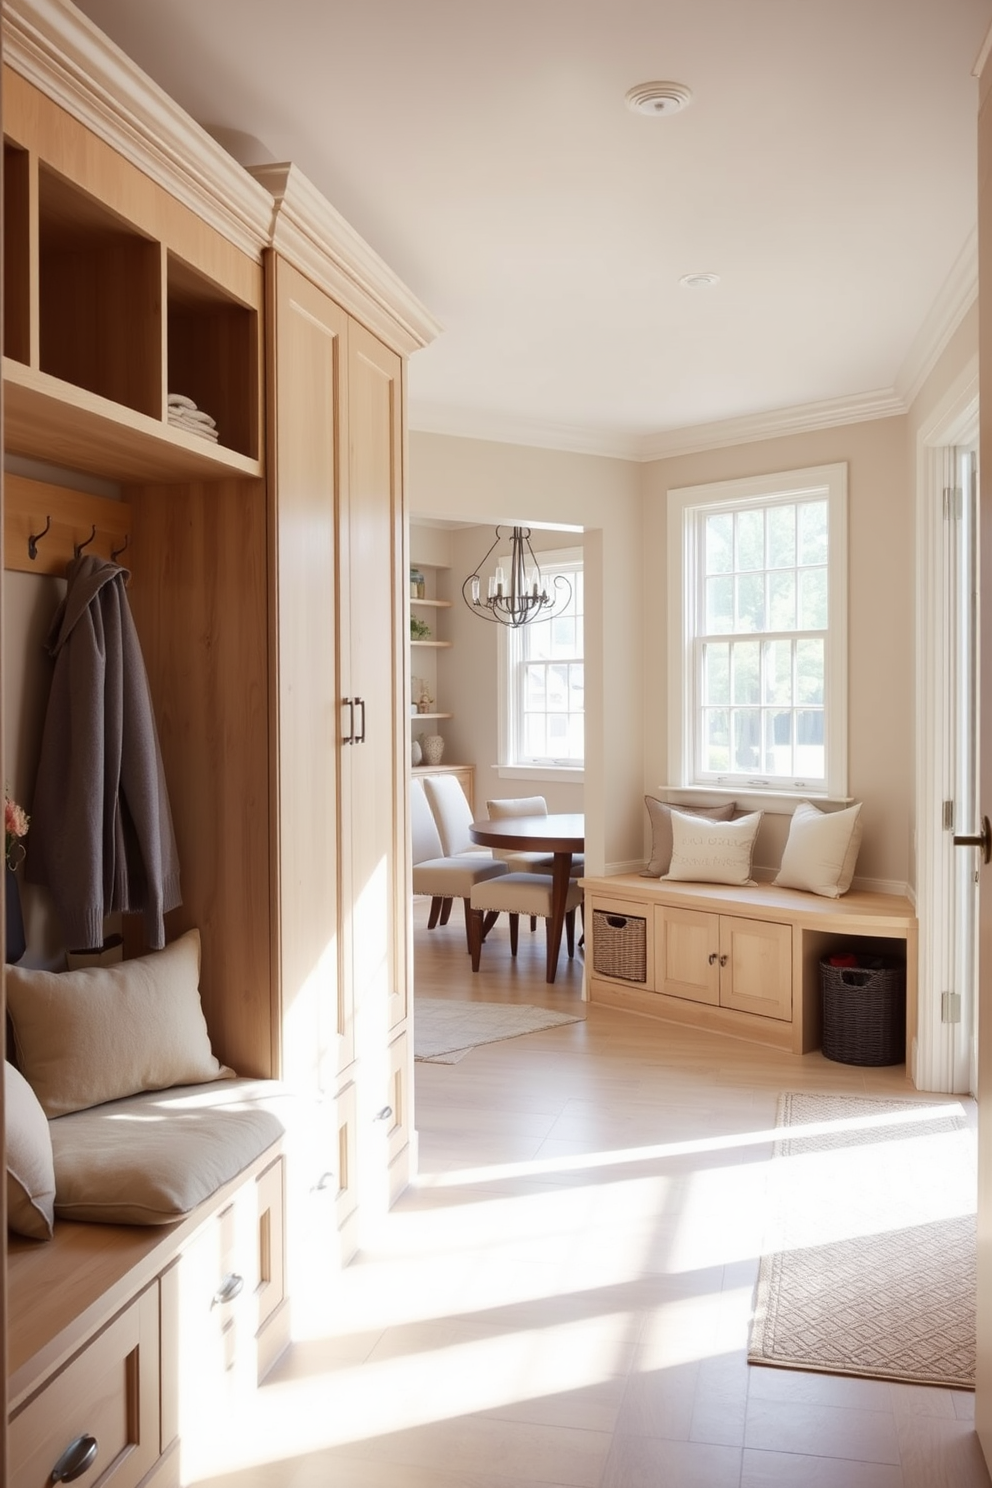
xmin=28 ymin=553 xmax=181 ymax=950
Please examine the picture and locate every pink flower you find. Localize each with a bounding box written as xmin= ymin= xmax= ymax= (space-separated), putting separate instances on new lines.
xmin=5 ymin=791 xmax=29 ymax=868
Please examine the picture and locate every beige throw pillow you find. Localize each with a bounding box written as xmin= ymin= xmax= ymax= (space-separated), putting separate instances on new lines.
xmin=642 ymin=798 xmax=737 ymax=877
xmin=773 ymin=800 xmax=863 ymax=897
xmin=6 ymin=1061 xmax=56 ymax=1240
xmin=664 ymin=809 xmax=763 ymax=886
xmin=6 ymin=930 xmax=232 ymax=1118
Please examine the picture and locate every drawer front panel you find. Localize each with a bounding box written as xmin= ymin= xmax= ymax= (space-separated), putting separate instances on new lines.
xmin=9 ymin=1285 xmax=160 ymax=1488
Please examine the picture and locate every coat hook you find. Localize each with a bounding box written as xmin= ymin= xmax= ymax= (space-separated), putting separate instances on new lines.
xmin=74 ymin=524 xmax=97 ymax=558
xmin=111 ymin=533 xmax=129 ymax=562
xmin=27 ymin=514 xmax=52 ymax=561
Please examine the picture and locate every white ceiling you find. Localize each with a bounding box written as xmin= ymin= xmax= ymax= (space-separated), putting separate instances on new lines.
xmin=74 ymin=0 xmax=992 ymax=459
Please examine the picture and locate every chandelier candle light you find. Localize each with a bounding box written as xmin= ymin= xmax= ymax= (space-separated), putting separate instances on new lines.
xmin=462 ymin=526 xmax=571 ymax=627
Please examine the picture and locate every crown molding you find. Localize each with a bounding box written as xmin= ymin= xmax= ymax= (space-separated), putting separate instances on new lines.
xmin=410 ymin=388 xmax=906 ymax=464
xmin=894 ymin=228 xmax=978 ymax=409
xmin=2 ymin=0 xmax=274 ymax=257
xmin=253 ymin=163 xmax=442 ymax=358
xmin=408 ymin=400 xmax=643 ymax=460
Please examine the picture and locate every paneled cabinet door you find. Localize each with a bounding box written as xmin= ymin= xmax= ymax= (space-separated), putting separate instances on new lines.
xmin=655 ymin=904 xmax=721 ymax=1005
xmin=718 ymin=914 xmax=792 ymax=1021
xmin=271 ymin=257 xmax=348 ymax=1088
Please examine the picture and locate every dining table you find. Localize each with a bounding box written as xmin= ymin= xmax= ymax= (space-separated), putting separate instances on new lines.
xmin=467 ymin=812 xmax=585 ymax=982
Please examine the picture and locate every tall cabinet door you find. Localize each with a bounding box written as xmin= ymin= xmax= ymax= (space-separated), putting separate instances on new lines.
xmin=270 ymin=257 xmax=348 ymax=1092
xmin=341 ymin=320 xmax=412 ymax=1214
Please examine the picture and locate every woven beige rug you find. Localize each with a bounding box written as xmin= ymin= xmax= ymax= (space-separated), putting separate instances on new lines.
xmin=749 ymin=1091 xmax=977 ymax=1389
xmin=414 ymin=998 xmax=582 ymax=1063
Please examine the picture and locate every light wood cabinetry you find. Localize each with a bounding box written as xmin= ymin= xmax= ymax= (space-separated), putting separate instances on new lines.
xmin=1 ymin=2 xmax=439 ymax=1478
xmin=585 ymin=875 xmax=917 ymax=1055
xmin=656 ymin=905 xmax=792 ymax=1021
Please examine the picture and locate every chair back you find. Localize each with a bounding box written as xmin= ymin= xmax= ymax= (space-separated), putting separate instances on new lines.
xmin=486 ymin=796 xmax=548 ymax=820
xmin=411 ymin=777 xmax=444 ymax=864
xmin=423 ymin=774 xmax=477 ymax=856
xmin=486 ymin=796 xmax=548 ymax=864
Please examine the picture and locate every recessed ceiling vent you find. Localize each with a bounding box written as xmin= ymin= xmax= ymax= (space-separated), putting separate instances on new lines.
xmin=625 ymin=81 xmax=693 ymax=117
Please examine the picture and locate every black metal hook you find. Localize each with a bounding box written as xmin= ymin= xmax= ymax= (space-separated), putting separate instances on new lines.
xmin=73 ymin=524 xmax=97 ymax=558
xmin=111 ymin=533 xmax=129 ymax=562
xmin=27 ymin=514 xmax=52 ymax=561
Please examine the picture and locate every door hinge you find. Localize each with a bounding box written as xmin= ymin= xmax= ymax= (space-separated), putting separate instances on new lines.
xmin=941 ymin=991 xmax=962 ymax=1024
xmin=943 ymin=486 xmax=963 ymax=520
xmin=943 ymin=800 xmax=955 ymax=831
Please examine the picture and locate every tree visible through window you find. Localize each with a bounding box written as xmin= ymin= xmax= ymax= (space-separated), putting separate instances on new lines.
xmin=505 ymin=551 xmax=584 ymax=768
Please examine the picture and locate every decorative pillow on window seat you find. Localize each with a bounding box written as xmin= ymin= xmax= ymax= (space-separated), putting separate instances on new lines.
xmin=773 ymin=800 xmax=863 ymax=897
xmin=5 ymin=929 xmax=232 ymax=1119
xmin=5 ymin=1061 xmax=56 ymax=1241
xmin=642 ymin=797 xmax=737 ymax=877
xmin=664 ymin=809 xmax=763 ymax=886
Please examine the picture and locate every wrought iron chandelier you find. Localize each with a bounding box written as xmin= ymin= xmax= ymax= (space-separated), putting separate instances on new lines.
xmin=461 ymin=526 xmax=571 ymax=628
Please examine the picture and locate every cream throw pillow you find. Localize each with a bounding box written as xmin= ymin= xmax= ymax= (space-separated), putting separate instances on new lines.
xmin=664 ymin=809 xmax=763 ymax=886
xmin=642 ymin=798 xmax=737 ymax=877
xmin=6 ymin=1061 xmax=56 ymax=1240
xmin=774 ymin=800 xmax=863 ymax=897
xmin=6 ymin=930 xmax=232 ymax=1118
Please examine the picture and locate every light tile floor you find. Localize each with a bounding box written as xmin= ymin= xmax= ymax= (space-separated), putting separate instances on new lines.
xmin=192 ymin=902 xmax=990 ymax=1488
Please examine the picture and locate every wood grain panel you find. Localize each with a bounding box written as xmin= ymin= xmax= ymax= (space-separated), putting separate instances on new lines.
xmin=126 ymin=478 xmax=273 ymax=1078
xmin=718 ymin=913 xmax=792 ymax=1021
xmin=4 ymin=68 xmax=260 ymax=306
xmin=269 ymin=256 xmax=347 ymax=1088
xmin=657 ymin=904 xmax=720 ymax=1005
xmin=3 ymin=473 xmax=130 ymax=576
xmin=3 ymin=140 xmax=32 ymax=364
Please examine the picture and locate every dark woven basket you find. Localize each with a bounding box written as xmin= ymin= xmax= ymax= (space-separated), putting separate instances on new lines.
xmin=592 ymin=910 xmax=647 ymax=983
xmin=820 ymin=958 xmax=906 ymax=1066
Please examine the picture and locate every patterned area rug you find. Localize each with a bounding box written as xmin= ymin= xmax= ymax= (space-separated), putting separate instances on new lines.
xmin=414 ymin=998 xmax=582 ymax=1064
xmin=749 ymin=1091 xmax=977 ymax=1389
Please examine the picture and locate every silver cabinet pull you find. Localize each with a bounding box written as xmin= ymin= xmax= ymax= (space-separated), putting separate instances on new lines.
xmin=211 ymin=1273 xmax=245 ymax=1307
xmin=312 ymin=1170 xmax=336 ymax=1191
xmin=356 ymin=696 xmax=367 ymax=743
xmin=374 ymin=1105 xmax=393 ymax=1122
xmin=51 ymin=1434 xmax=99 ymax=1482
xmin=342 ymin=697 xmax=355 ymax=744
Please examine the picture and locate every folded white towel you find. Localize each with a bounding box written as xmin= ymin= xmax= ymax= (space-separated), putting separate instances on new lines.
xmin=167 ymin=393 xmax=197 ymax=411
xmin=168 ymin=411 xmax=220 ymax=442
xmin=181 ymin=409 xmax=217 ymax=428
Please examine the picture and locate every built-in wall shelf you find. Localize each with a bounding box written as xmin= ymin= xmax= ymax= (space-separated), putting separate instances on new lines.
xmin=411 ymin=639 xmax=452 ymax=649
xmin=410 ymin=597 xmax=451 ymax=609
xmin=411 ymin=711 xmax=453 ymax=721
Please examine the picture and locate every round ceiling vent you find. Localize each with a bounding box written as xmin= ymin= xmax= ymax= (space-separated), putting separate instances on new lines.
xmin=625 ymin=81 xmax=693 ymax=117
xmin=679 ymin=272 xmax=720 ymax=288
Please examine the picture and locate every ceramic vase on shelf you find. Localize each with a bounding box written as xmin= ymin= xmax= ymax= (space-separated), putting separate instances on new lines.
xmin=420 ymin=734 xmax=445 ymax=766
xmin=5 ymin=864 xmax=25 ymax=965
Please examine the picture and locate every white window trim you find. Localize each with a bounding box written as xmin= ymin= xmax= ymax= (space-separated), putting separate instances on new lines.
xmin=666 ymin=463 xmax=848 ymax=804
xmin=498 ymin=545 xmax=585 ymax=778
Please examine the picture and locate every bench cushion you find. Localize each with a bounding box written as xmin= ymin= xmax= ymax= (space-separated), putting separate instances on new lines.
xmin=50 ymin=1078 xmax=290 ymax=1225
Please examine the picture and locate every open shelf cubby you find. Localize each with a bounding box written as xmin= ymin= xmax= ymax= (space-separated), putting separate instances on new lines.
xmin=167 ymin=251 xmax=259 ymax=460
xmin=38 ymin=163 xmax=162 ymax=418
xmin=4 ymin=141 xmax=31 ymax=365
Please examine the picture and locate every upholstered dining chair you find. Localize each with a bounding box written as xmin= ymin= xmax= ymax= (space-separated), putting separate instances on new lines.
xmin=411 ymin=778 xmax=506 ymax=946
xmin=486 ymin=796 xmax=586 ymax=878
xmin=422 ymin=773 xmax=492 ymax=858
xmin=467 ymin=872 xmax=583 ymax=981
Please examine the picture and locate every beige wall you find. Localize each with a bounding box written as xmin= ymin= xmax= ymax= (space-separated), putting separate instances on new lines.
xmin=642 ymin=418 xmax=912 ymax=889
xmin=409 ymin=432 xmax=644 ymax=872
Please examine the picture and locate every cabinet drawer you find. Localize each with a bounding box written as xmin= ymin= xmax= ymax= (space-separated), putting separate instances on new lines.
xmin=9 ymin=1284 xmax=160 ymax=1488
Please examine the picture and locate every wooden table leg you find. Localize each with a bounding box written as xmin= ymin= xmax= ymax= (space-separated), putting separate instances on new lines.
xmin=546 ymin=852 xmax=572 ymax=982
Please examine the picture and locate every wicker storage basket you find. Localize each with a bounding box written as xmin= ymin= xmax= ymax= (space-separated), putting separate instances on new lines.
xmin=820 ymin=958 xmax=906 ymax=1066
xmin=592 ymin=909 xmax=647 ymax=983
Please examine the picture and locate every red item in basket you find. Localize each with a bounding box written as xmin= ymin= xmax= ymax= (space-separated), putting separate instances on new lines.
xmin=828 ymin=953 xmax=860 ymax=968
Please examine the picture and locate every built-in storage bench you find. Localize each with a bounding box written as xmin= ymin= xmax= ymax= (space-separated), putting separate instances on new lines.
xmin=7 ymin=1136 xmax=288 ymax=1488
xmin=582 ymin=874 xmax=918 ymax=1057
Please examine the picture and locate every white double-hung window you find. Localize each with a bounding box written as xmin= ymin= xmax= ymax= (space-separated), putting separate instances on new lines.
xmin=667 ymin=464 xmax=847 ymax=800
xmin=500 ymin=548 xmax=584 ymax=773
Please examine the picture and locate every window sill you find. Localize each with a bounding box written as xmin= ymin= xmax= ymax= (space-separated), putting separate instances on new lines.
xmin=657 ymin=785 xmax=854 ymax=816
xmin=496 ymin=765 xmax=585 ymax=784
